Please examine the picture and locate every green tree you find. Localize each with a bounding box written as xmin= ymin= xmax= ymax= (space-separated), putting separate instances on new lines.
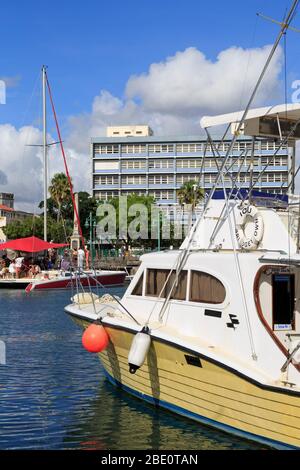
xmin=177 ymin=181 xmax=204 ymax=229
xmin=39 ymin=189 xmax=98 ymax=237
xmin=4 ymin=217 xmax=44 ymax=239
xmin=48 ymin=173 xmax=71 ymax=222
xmin=38 ymin=196 xmax=63 ymax=220
xmin=3 ymin=216 xmax=70 ymax=243
xmin=78 ymin=192 xmax=99 ymax=238
xmin=113 ymin=194 xmax=155 ymax=247
xmin=97 ymin=194 xmax=175 ymax=249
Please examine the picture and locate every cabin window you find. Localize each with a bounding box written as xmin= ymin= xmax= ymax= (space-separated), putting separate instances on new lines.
xmin=167 ymin=271 xmax=188 ymax=300
xmin=190 ymin=271 xmax=226 ymax=304
xmin=145 ymin=269 xmax=187 ymax=299
xmin=272 ymin=274 xmax=295 ymax=330
xmin=131 ymin=272 xmax=144 ymax=296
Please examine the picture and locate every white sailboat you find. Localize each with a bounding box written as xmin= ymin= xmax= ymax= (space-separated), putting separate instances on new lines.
xmin=0 ymin=67 xmax=126 ymax=290
xmin=64 ymin=1 xmax=300 ymax=448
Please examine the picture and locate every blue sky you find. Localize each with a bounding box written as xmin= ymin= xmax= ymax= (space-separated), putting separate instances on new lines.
xmin=1 ymin=0 xmax=298 ymax=129
xmin=0 ymin=0 xmax=299 ymax=209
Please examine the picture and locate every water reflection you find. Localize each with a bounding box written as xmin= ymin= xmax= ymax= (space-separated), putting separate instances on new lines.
xmin=0 ymin=288 xmax=265 ymax=450
xmin=64 ymin=377 xmax=264 ymax=450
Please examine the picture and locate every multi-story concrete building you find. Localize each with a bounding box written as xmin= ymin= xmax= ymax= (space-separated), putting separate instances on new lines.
xmin=91 ymin=127 xmax=293 ymax=206
xmin=0 ymin=193 xmax=14 ymax=209
xmin=0 ymin=193 xmax=37 ymax=242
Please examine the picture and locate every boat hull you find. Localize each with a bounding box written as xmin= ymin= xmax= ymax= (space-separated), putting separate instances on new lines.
xmin=0 ymin=272 xmax=126 ymax=290
xmin=0 ymin=280 xmax=31 ymax=289
xmin=32 ymin=272 xmax=126 ymax=290
xmin=73 ymin=317 xmax=300 ymax=449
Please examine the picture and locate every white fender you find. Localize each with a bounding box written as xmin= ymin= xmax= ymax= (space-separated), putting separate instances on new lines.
xmin=235 ymin=203 xmax=264 ymax=251
xmin=128 ymin=326 xmax=151 ymax=374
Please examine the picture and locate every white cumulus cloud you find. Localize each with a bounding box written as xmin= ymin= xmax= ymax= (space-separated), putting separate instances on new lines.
xmin=0 ymin=43 xmax=287 ymax=210
xmin=126 ymin=45 xmax=283 ymax=116
xmin=68 ymin=44 xmax=283 ymax=148
xmin=0 ymin=124 xmax=89 ymax=212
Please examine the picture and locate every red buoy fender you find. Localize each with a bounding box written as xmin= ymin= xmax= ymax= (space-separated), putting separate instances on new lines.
xmin=82 ymin=323 xmax=109 ymax=353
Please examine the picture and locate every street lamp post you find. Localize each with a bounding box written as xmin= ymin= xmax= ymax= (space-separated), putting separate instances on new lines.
xmin=157 ymin=210 xmax=161 ymax=252
xmin=85 ymin=211 xmax=96 ymax=267
xmin=92 ymin=219 xmax=97 ymax=260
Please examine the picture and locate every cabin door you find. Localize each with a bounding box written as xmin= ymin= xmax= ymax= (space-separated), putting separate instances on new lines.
xmin=272 ymin=273 xmax=295 ymax=331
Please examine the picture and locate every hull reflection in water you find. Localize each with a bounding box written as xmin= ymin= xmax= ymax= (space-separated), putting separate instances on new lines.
xmin=0 ymin=285 xmax=261 ymax=450
xmin=63 ymin=375 xmax=264 ymax=450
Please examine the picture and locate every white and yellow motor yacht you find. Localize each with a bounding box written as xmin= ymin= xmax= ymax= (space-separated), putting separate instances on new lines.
xmin=65 ymin=192 xmax=300 ymax=449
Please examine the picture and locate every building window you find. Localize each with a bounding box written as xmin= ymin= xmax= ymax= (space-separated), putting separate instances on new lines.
xmin=121 ymin=160 xmax=146 ymax=169
xmin=148 ymin=144 xmax=174 ymax=153
xmin=176 ymin=143 xmax=203 ymax=153
xmin=94 ymin=175 xmax=119 ymax=185
xmin=148 ymin=174 xmax=174 ymax=185
xmin=149 ymin=159 xmax=174 ymax=169
xmin=204 ymin=174 xmax=213 ymax=184
xmin=176 ymin=159 xmax=202 ymax=169
xmin=121 ymin=175 xmax=146 ymax=185
xmin=94 ymin=191 xmax=119 ymax=200
xmin=190 ymin=271 xmax=226 ymax=304
xmin=148 ymin=190 xmax=174 ymax=200
xmin=121 ymin=144 xmax=146 ymax=154
xmin=177 ymin=174 xmax=200 ymax=184
xmin=94 ymin=144 xmax=119 ymax=154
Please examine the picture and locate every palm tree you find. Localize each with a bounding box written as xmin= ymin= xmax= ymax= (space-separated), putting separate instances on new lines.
xmin=48 ymin=173 xmax=71 ymax=222
xmin=177 ymin=181 xmax=204 ymax=229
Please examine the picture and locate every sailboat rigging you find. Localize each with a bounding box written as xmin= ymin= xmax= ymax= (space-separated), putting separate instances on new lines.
xmin=0 ymin=67 xmax=126 ymax=291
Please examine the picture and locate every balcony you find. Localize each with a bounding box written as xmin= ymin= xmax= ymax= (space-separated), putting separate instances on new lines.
xmin=93 ymin=152 xmax=120 ymax=158
xmin=148 ymin=184 xmax=175 ymax=189
xmin=94 ymin=184 xmax=119 ymax=190
xmin=148 ymin=167 xmax=175 ymax=173
xmin=93 ymin=169 xmax=120 ymax=174
xmin=120 ymin=184 xmax=147 ymax=190
xmin=120 ymin=168 xmax=147 ymax=174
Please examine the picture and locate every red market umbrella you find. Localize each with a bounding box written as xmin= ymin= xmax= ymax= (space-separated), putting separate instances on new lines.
xmin=0 ymin=236 xmax=68 ymax=253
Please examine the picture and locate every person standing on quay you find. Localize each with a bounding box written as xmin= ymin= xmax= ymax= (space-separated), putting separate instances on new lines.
xmin=77 ymin=246 xmax=85 ymax=270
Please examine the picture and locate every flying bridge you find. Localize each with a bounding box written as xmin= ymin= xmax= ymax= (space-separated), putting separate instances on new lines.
xmin=200 ymin=103 xmax=300 ymax=139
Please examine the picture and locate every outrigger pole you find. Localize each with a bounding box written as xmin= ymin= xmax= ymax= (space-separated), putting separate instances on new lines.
xmin=156 ymin=0 xmax=300 ymax=354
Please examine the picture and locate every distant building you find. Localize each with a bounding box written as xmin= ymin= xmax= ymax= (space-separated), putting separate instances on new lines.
xmin=91 ymin=128 xmax=292 ymax=209
xmin=106 ymin=125 xmax=153 ymax=138
xmin=0 ymin=204 xmax=15 ymax=221
xmin=0 ymin=193 xmax=14 ymax=209
xmin=0 ymin=194 xmax=37 ymax=242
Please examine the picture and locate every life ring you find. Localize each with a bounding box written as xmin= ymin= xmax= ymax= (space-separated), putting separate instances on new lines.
xmin=235 ymin=204 xmax=264 ymax=250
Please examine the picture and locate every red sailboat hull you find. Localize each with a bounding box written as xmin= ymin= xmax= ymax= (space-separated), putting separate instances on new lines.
xmin=0 ymin=271 xmax=126 ymax=291
xmin=32 ymin=272 xmax=126 ymax=290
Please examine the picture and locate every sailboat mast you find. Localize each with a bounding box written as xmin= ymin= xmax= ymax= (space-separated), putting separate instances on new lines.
xmin=42 ymin=65 xmax=47 ymax=241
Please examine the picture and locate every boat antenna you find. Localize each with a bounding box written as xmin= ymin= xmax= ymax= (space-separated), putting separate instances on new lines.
xmin=256 ymin=11 xmax=300 ymax=33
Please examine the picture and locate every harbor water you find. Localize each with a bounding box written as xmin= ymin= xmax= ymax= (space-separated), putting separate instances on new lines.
xmin=0 ymin=288 xmax=265 ymax=450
